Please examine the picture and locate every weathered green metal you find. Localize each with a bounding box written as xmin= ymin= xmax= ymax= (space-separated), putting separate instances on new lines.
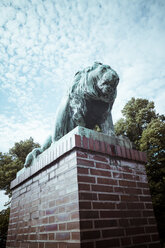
xmin=24 ymin=62 xmax=119 ymax=167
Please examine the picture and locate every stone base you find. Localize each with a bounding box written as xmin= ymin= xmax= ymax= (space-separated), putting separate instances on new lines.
xmin=7 ymin=127 xmax=160 ymax=248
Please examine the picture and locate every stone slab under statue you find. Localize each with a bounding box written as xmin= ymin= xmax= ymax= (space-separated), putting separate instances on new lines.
xmin=24 ymin=62 xmax=120 ymax=168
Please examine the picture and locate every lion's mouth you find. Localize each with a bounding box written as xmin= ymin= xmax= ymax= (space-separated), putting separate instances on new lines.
xmin=98 ymin=78 xmax=118 ymax=101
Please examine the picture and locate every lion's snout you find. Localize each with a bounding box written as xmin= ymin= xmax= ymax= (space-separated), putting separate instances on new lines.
xmin=99 ymin=70 xmax=119 ymax=90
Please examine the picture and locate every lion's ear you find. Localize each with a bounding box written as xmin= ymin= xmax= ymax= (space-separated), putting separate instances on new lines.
xmin=94 ymin=61 xmax=102 ymax=66
xmin=75 ymin=71 xmax=80 ymax=76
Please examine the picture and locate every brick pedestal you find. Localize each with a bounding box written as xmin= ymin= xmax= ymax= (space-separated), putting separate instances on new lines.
xmin=7 ymin=127 xmax=160 ymax=248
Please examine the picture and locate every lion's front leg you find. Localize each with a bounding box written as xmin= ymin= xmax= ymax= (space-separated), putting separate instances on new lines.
xmin=100 ymin=112 xmax=115 ymax=136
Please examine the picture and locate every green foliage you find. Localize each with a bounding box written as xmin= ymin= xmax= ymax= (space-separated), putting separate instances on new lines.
xmin=114 ymin=98 xmax=165 ymax=246
xmin=0 ymin=137 xmax=40 ymax=197
xmin=0 ymin=138 xmax=40 ymax=247
xmin=0 ymin=208 xmax=10 ymax=248
xmin=140 ymin=117 xmax=165 ymax=243
xmin=115 ymin=97 xmax=156 ymax=149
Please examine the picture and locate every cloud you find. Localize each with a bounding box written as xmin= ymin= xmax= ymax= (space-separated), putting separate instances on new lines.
xmin=0 ymin=0 xmax=164 ymax=154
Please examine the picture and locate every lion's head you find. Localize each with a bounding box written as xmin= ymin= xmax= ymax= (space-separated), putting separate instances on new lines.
xmin=69 ymin=62 xmax=119 ymax=129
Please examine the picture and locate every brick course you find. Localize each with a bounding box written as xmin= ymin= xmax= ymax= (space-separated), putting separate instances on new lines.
xmin=7 ymin=129 xmax=160 ymax=248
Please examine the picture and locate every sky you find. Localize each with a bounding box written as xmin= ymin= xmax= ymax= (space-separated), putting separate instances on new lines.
xmin=0 ymin=0 xmax=165 ymax=208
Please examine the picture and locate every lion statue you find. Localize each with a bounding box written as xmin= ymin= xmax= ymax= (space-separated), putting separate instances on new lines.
xmin=24 ymin=62 xmax=119 ymax=167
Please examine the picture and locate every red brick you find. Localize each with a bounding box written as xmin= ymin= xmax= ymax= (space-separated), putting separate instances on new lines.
xmin=102 ymin=228 xmax=124 ymax=237
xmin=80 ymin=210 xmax=99 ymax=219
xmin=133 ymin=235 xmax=151 ymax=244
xmin=90 ymin=168 xmax=111 ymax=177
xmin=99 ymin=193 xmax=119 ymax=201
xmin=123 ymin=173 xmax=138 ymax=180
xmin=110 ymin=145 xmax=117 ymax=156
xmin=45 ymin=224 xmax=58 ymax=231
xmin=114 ymin=186 xmax=125 ymax=193
xmin=75 ymin=135 xmax=81 ymax=147
xmin=151 ymin=234 xmax=160 ymax=242
xmin=92 ymin=185 xmax=113 ymax=193
xmin=120 ymin=146 xmax=127 ymax=158
xmin=148 ymin=243 xmax=161 ymax=248
xmin=49 ymin=216 xmax=55 ymax=223
xmin=135 ymin=150 xmax=140 ymax=160
xmin=77 ymin=158 xmax=94 ymax=167
xmin=56 ymin=232 xmax=70 ymax=240
xmin=79 ymin=192 xmax=97 ymax=200
xmin=78 ymin=175 xmax=95 ymax=183
xmin=130 ymin=218 xmax=148 ymax=226
xmin=97 ymin=177 xmax=117 ymax=185
xmin=100 ymin=210 xmax=125 ymax=218
xmin=89 ymin=138 xmax=95 ymax=150
xmin=59 ymin=223 xmax=66 ymax=230
xmin=39 ymin=233 xmax=47 ymax=240
xmin=28 ymin=243 xmax=39 ymax=248
xmin=143 ymin=188 xmax=151 ymax=195
xmin=77 ymin=167 xmax=89 ymax=174
xmin=94 ymin=219 xmax=117 ymax=228
xmin=100 ymin=141 xmax=106 ymax=153
xmin=145 ymin=225 xmax=158 ymax=233
xmin=76 ymin=151 xmax=88 ymax=158
xmin=67 ymin=221 xmax=79 ymax=230
xmin=81 ymin=230 xmax=100 ymax=240
xmin=56 ymin=195 xmax=70 ymax=206
xmin=78 ymin=183 xmax=90 ymax=191
xmin=121 ymin=237 xmax=132 ymax=246
xmin=121 ymin=195 xmax=139 ymax=202
xmin=66 ymin=203 xmax=79 ymax=212
xmin=46 ymin=243 xmax=58 ymax=248
xmin=126 ymin=227 xmax=145 ymax=235
xmin=118 ymin=218 xmax=129 ymax=227
xmin=140 ymin=195 xmax=152 ymax=202
xmin=96 ymin=238 xmax=120 ymax=248
xmin=80 ymin=220 xmax=93 ymax=229
xmin=142 ymin=152 xmax=147 ymax=163
xmin=119 ymin=180 xmax=136 ymax=187
xmin=113 ymin=172 xmax=123 ymax=179
xmin=81 ymin=242 xmax=94 ymax=248
xmin=48 ymin=233 xmax=55 ymax=240
xmin=127 ymin=202 xmax=144 ymax=209
xmin=71 ymin=232 xmax=80 ymax=240
xmin=116 ymin=145 xmax=122 ymax=157
xmin=137 ymin=182 xmax=149 ymax=188
xmin=148 ymin=218 xmax=157 ymax=225
xmin=70 ymin=211 xmax=79 ymax=220
xmin=83 ymin=136 xmax=89 ymax=149
xmin=116 ymin=202 xmax=127 ymax=209
xmin=125 ymin=187 xmax=142 ymax=195
xmin=79 ymin=201 xmax=92 ymax=209
xmin=96 ymin=162 xmax=110 ymax=170
xmin=92 ymin=155 xmax=108 ymax=162
xmin=93 ymin=202 xmax=115 ymax=209
xmin=130 ymin=149 xmax=136 ymax=160
xmin=94 ymin=140 xmax=100 ymax=151
xmin=126 ymin=148 xmax=131 ymax=159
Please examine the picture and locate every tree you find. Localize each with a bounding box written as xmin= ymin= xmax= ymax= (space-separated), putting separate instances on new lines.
xmin=0 ymin=208 xmax=10 ymax=248
xmin=0 ymin=137 xmax=40 ymax=197
xmin=114 ymin=98 xmax=165 ymax=246
xmin=140 ymin=117 xmax=165 ymax=243
xmin=115 ymin=97 xmax=157 ymax=149
xmin=0 ymin=138 xmax=40 ymax=247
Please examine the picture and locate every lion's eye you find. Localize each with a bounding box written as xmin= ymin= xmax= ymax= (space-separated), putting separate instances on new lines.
xmin=101 ymin=67 xmax=106 ymax=73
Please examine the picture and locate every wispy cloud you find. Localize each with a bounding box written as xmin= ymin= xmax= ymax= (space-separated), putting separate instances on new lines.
xmin=0 ymin=0 xmax=165 ymax=152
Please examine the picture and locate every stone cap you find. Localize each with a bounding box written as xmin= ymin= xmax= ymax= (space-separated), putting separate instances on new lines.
xmin=11 ymin=126 xmax=147 ymax=190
